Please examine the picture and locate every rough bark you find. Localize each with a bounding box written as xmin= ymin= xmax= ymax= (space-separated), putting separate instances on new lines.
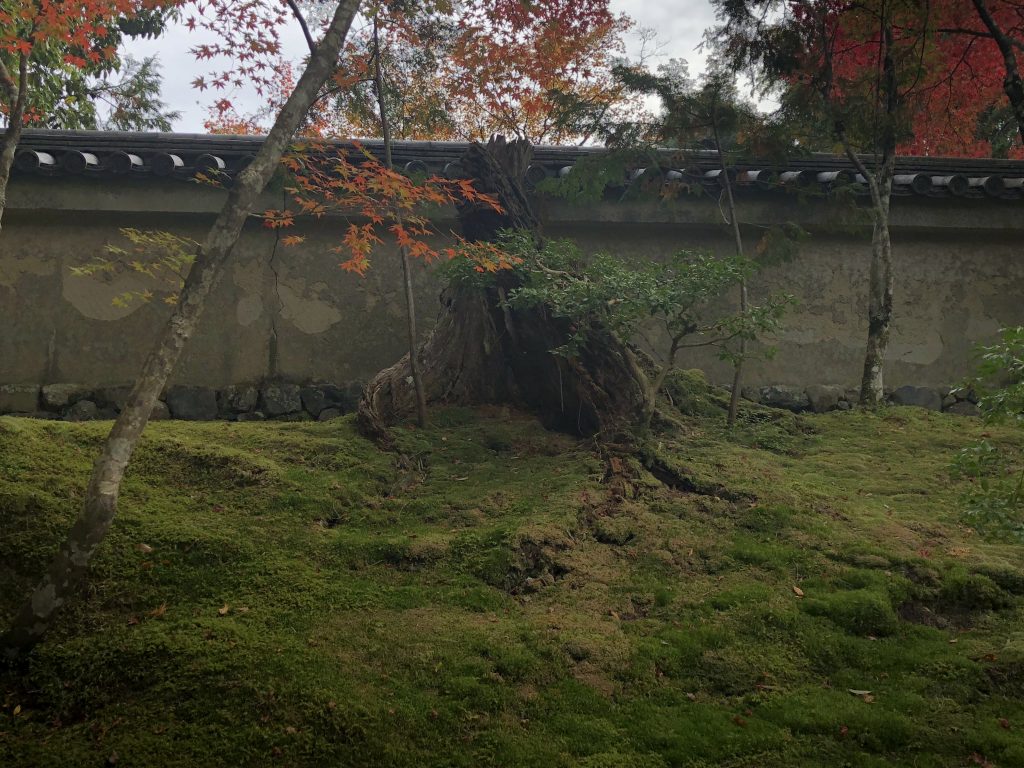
xmin=834 ymin=25 xmax=898 ymax=407
xmin=1 ymin=0 xmax=362 ymax=663
xmin=358 ymin=136 xmax=650 ymax=441
xmin=0 ymin=53 xmax=29 ymax=235
xmin=858 ymin=168 xmax=895 ymax=405
xmin=971 ymin=0 xmax=1024 ymax=145
xmin=713 ymin=117 xmax=748 ymax=427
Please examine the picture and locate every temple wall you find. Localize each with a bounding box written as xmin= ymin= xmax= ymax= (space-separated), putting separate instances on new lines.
xmin=1 ymin=176 xmax=1022 ymax=413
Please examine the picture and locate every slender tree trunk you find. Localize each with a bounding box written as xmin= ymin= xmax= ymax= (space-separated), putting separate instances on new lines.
xmin=0 ymin=54 xmax=29 ymax=235
xmin=712 ymin=118 xmax=748 ymax=427
xmin=643 ymin=338 xmax=680 ymax=431
xmin=372 ymin=17 xmax=427 ymax=427
xmin=1 ymin=0 xmax=362 ymax=663
xmin=971 ymin=0 xmax=1024 ymax=144
xmin=836 ymin=23 xmax=898 ymax=407
xmin=859 ymin=172 xmax=895 ymax=405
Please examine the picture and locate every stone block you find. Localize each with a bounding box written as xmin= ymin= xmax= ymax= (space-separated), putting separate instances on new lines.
xmin=260 ymin=382 xmax=302 ymax=417
xmin=166 ymin=386 xmax=219 ymax=420
xmin=150 ymin=401 xmax=171 ymax=421
xmin=317 ymin=408 xmax=344 ymax=422
xmin=65 ymin=400 xmax=98 ymax=421
xmin=218 ymin=384 xmax=259 ymax=415
xmin=740 ymin=386 xmax=761 ymax=403
xmin=945 ymin=400 xmax=981 ymax=417
xmin=300 ymin=384 xmax=353 ymax=417
xmin=891 ymin=385 xmax=942 ymax=411
xmin=93 ymin=385 xmax=133 ymax=411
xmin=759 ymin=384 xmax=810 ymax=412
xmin=0 ymin=384 xmax=40 ymax=413
xmin=805 ymin=384 xmax=844 ymax=413
xmin=41 ymin=383 xmax=90 ymax=411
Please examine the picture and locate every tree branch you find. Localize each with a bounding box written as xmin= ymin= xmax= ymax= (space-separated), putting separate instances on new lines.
xmin=0 ymin=55 xmax=19 ymax=106
xmin=285 ymin=0 xmax=317 ymax=55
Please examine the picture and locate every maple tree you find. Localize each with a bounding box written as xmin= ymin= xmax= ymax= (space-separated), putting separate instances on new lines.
xmin=442 ymin=0 xmax=640 ymax=143
xmin=899 ymin=0 xmax=1023 ymax=157
xmin=206 ymin=0 xmax=643 ymax=145
xmin=0 ymin=0 xmax=185 ymax=233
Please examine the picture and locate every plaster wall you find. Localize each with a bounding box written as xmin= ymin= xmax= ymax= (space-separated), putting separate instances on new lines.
xmin=1 ymin=176 xmax=1022 ymax=392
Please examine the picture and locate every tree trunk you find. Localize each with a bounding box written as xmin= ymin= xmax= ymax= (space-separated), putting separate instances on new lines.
xmin=859 ymin=162 xmax=895 ymax=405
xmin=0 ymin=54 xmax=29 ymax=235
xmin=713 ymin=118 xmax=748 ymax=427
xmin=372 ymin=17 xmax=427 ymax=427
xmin=1 ymin=0 xmax=362 ymax=663
xmin=0 ymin=123 xmax=20 ymax=235
xmin=358 ymin=136 xmax=650 ymax=441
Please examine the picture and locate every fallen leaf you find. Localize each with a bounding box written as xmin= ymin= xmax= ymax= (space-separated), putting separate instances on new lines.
xmin=792 ymin=585 xmax=805 ymax=598
xmin=999 ymin=717 xmax=1010 ymax=730
xmin=284 ymin=726 xmax=297 ymax=735
xmin=949 ymin=638 xmax=958 ymax=644
xmin=218 ymin=604 xmax=230 ymax=616
xmin=135 ymin=543 xmax=153 ymax=554
xmin=848 ymin=689 xmax=872 ymax=696
xmin=13 ymin=705 xmax=21 ymax=716
xmin=147 ymin=603 xmax=167 ymax=619
xmin=732 ymin=715 xmax=747 ymax=727
xmin=839 ymin=725 xmax=849 ymax=737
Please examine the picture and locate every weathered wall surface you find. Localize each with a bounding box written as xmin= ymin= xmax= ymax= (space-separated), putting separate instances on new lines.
xmin=1 ymin=176 xmax=1022 ymax=400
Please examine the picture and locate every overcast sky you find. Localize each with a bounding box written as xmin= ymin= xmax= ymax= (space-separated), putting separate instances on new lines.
xmin=123 ymin=1 xmax=720 ymax=133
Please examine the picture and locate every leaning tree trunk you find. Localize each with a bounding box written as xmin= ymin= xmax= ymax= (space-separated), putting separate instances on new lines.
xmin=1 ymin=0 xmax=362 ymax=663
xmin=358 ymin=136 xmax=651 ymax=441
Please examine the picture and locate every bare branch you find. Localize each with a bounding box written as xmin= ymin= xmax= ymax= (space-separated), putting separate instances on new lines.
xmin=285 ymin=0 xmax=317 ymax=55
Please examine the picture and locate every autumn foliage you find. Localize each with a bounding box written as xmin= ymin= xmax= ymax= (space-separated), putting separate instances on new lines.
xmin=264 ymin=142 xmax=514 ymax=276
xmin=785 ymin=0 xmax=1024 ymax=158
xmin=0 ymin=0 xmax=182 ymax=124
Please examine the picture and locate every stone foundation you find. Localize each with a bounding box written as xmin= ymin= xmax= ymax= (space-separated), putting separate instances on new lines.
xmin=744 ymin=383 xmax=980 ymax=415
xmin=0 ymin=380 xmax=363 ymax=423
xmin=0 ymin=379 xmax=982 ymax=421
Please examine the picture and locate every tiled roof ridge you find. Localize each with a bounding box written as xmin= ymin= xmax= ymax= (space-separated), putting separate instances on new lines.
xmin=7 ymin=129 xmax=1024 ymax=201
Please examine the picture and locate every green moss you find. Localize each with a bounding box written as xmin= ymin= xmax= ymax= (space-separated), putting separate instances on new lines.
xmin=939 ymin=568 xmax=1012 ymax=612
xmin=1 ymin=407 xmax=1023 ymax=767
xmin=803 ymin=590 xmax=900 ymax=636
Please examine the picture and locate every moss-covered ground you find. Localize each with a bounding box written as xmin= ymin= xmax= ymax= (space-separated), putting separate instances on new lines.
xmin=2 ymin=381 xmax=1024 ymax=767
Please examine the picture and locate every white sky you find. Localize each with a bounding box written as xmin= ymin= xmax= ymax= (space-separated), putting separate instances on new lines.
xmin=123 ymin=0 xmax=721 ymax=133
